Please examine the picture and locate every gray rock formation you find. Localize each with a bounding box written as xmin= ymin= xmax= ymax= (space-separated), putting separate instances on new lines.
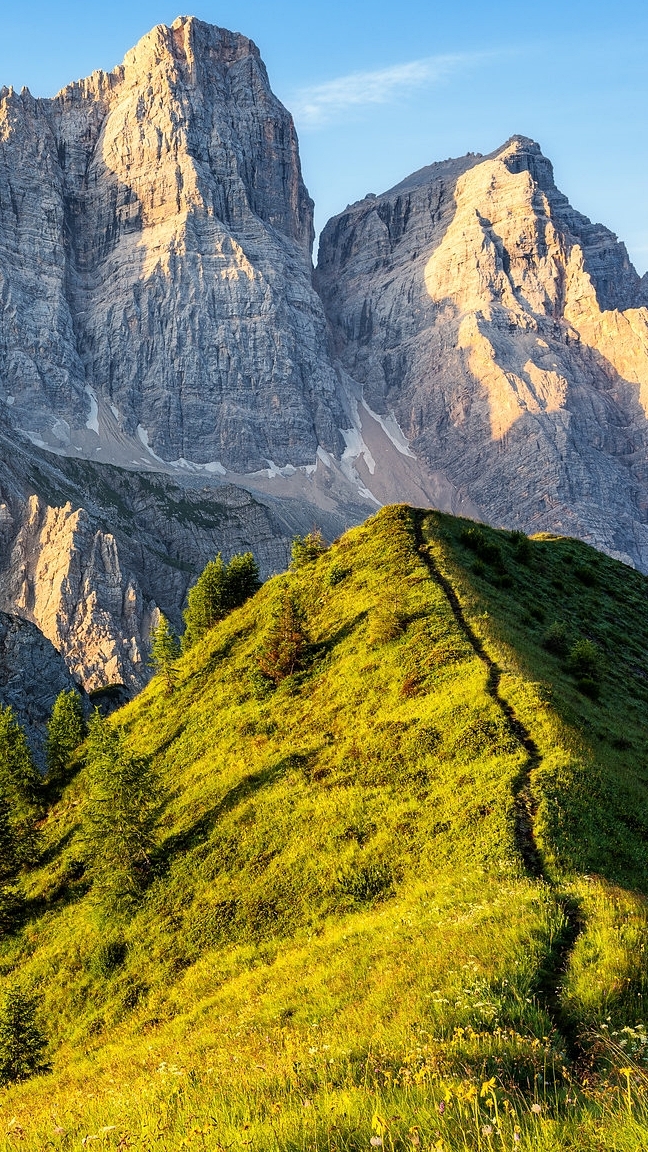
xmin=316 ymin=136 xmax=648 ymax=569
xmin=3 ymin=21 xmax=648 ymax=701
xmin=0 ymin=421 xmax=361 ymax=692
xmin=0 ymin=16 xmax=343 ymax=473
xmin=0 ymin=17 xmax=375 ymax=694
xmin=0 ymin=610 xmax=80 ymax=767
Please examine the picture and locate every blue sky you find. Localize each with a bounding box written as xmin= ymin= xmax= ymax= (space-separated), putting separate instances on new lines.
xmin=2 ymin=1 xmax=648 ymax=269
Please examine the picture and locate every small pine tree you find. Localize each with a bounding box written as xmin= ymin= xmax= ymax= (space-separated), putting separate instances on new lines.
xmin=149 ymin=614 xmax=180 ymax=694
xmin=0 ymin=796 xmax=17 ymax=882
xmin=257 ymin=591 xmax=309 ymax=684
xmin=0 ymin=707 xmax=40 ymax=809
xmin=182 ymin=551 xmax=261 ymax=650
xmin=290 ymin=530 xmax=327 ymax=569
xmin=182 ymin=554 xmax=229 ymax=650
xmin=46 ymin=690 xmax=86 ymax=790
xmin=224 ymin=552 xmax=261 ymax=608
xmin=83 ymin=712 xmax=164 ymax=908
xmin=0 ymin=794 xmax=22 ymax=935
xmin=0 ymin=986 xmax=49 ymax=1085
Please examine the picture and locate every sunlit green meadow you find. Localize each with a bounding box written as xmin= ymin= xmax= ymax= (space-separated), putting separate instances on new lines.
xmin=1 ymin=506 xmax=648 ymax=1147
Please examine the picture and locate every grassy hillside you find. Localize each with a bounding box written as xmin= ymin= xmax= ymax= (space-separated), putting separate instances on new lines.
xmin=2 ymin=505 xmax=648 ymax=1149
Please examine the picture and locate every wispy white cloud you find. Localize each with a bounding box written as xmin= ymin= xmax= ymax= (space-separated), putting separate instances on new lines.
xmin=291 ymin=52 xmax=490 ymax=128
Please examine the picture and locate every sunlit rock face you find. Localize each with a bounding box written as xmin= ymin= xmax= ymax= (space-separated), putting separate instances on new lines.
xmin=0 ymin=425 xmax=302 ymax=694
xmin=0 ymin=16 xmax=380 ymax=697
xmin=316 ymin=136 xmax=648 ymax=568
xmin=0 ymin=16 xmax=343 ymax=472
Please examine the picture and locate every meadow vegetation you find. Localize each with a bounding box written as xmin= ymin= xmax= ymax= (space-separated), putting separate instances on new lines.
xmin=0 ymin=507 xmax=647 ymax=1147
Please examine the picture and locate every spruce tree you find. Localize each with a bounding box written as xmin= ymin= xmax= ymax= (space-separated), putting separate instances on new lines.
xmin=0 ymin=706 xmax=40 ymax=809
xmin=0 ymin=796 xmax=17 ymax=882
xmin=182 ymin=551 xmax=261 ymax=650
xmin=0 ymin=986 xmax=49 ymax=1085
xmin=182 ymin=554 xmax=229 ymax=650
xmin=83 ymin=712 xmax=163 ymax=908
xmin=46 ymin=690 xmax=86 ymax=790
xmin=149 ymin=614 xmax=180 ymax=694
xmin=290 ymin=530 xmax=327 ymax=569
xmin=224 ymin=552 xmax=261 ymax=607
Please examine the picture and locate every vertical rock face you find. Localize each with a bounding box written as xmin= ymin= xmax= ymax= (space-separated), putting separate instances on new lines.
xmin=6 ymin=496 xmax=149 ymax=692
xmin=0 ymin=418 xmax=366 ymax=693
xmin=0 ymin=16 xmax=343 ymax=472
xmin=316 ymin=137 xmax=648 ymax=568
xmin=0 ymin=428 xmax=324 ymax=692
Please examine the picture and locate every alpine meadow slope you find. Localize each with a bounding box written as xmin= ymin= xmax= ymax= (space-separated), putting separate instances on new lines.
xmin=1 ymin=507 xmax=648 ymax=1148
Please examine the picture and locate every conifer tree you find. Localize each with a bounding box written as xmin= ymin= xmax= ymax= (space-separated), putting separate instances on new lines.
xmin=0 ymin=795 xmax=21 ymax=935
xmin=224 ymin=551 xmax=261 ymax=607
xmin=149 ymin=614 xmax=180 ymax=694
xmin=290 ymin=530 xmax=327 ymax=569
xmin=83 ymin=712 xmax=163 ymax=907
xmin=182 ymin=554 xmax=229 ymax=650
xmin=0 ymin=707 xmax=40 ymax=809
xmin=257 ymin=590 xmax=309 ymax=684
xmin=182 ymin=551 xmax=261 ymax=650
xmin=0 ymin=986 xmax=49 ymax=1085
xmin=46 ymin=690 xmax=86 ymax=790
xmin=0 ymin=796 xmax=17 ymax=882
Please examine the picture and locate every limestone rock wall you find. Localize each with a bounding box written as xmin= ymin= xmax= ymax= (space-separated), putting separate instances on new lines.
xmin=316 ymin=137 xmax=648 ymax=568
xmin=4 ymin=20 xmax=648 ymax=699
xmin=6 ymin=495 xmax=149 ymax=691
xmin=0 ymin=423 xmax=358 ymax=692
xmin=0 ymin=16 xmax=343 ymax=472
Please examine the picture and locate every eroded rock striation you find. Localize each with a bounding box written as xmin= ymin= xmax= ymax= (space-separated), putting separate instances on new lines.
xmin=316 ymin=136 xmax=648 ymax=568
xmin=0 ymin=16 xmax=343 ymax=472
xmin=0 ymin=423 xmax=332 ymax=692
xmin=0 ymin=17 xmax=371 ymax=693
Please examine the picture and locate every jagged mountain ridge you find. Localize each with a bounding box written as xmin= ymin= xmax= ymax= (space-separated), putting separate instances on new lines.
xmin=0 ymin=17 xmax=377 ymax=692
xmin=316 ymin=136 xmax=648 ymax=568
xmin=0 ymin=16 xmax=343 ymax=472
xmin=2 ymin=20 xmax=648 ymax=694
xmin=0 ymin=421 xmax=360 ymax=693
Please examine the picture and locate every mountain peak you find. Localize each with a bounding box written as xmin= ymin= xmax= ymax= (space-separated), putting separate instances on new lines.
xmin=492 ymin=134 xmax=556 ymax=189
xmin=119 ymin=15 xmax=262 ymax=80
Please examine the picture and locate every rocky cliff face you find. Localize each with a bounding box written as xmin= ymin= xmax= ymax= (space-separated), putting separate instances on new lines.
xmin=0 ymin=16 xmax=343 ymax=473
xmin=316 ymin=136 xmax=648 ymax=568
xmin=0 ymin=16 xmax=373 ymax=696
xmin=0 ymin=422 xmax=351 ymax=692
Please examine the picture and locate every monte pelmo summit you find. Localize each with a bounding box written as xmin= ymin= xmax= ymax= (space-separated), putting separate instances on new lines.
xmin=0 ymin=507 xmax=648 ymax=1147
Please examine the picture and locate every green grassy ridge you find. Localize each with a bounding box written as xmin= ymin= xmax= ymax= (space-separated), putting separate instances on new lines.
xmin=1 ymin=505 xmax=648 ymax=1147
